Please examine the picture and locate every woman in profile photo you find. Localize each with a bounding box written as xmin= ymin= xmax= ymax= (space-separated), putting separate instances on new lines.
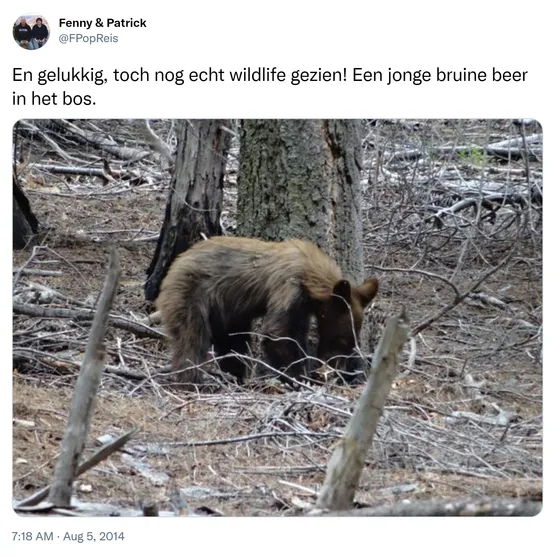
xmin=13 ymin=16 xmax=35 ymax=49
xmin=32 ymin=17 xmax=49 ymax=48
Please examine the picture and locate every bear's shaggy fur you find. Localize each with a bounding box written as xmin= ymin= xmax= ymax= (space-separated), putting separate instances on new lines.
xmin=156 ymin=236 xmax=378 ymax=386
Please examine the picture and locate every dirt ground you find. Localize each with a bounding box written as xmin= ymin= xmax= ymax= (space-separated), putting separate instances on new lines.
xmin=12 ymin=119 xmax=542 ymax=516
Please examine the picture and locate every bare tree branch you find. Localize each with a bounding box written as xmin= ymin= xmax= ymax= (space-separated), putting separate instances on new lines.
xmin=411 ymin=244 xmax=518 ymax=336
xmin=13 ymin=301 xmax=165 ymax=340
xmin=47 ymin=248 xmax=121 ymax=508
xmin=316 ymin=310 xmax=410 ymax=510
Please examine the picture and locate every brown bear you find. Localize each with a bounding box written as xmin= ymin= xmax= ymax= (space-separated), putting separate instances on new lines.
xmin=156 ymin=236 xmax=378 ymax=387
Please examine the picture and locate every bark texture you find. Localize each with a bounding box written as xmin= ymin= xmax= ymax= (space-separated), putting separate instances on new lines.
xmin=237 ymin=119 xmax=364 ymax=283
xmin=145 ymin=120 xmax=231 ymax=302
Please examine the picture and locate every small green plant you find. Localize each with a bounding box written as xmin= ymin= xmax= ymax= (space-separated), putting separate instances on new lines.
xmin=459 ymin=146 xmax=488 ymax=166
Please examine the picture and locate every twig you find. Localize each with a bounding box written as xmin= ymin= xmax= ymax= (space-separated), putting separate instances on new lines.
xmin=13 ymin=245 xmax=41 ymax=291
xmin=278 ymin=479 xmax=319 ymax=496
xmin=411 ymin=244 xmax=517 ymax=336
xmin=371 ymin=265 xmax=460 ymax=297
xmin=15 ymin=427 xmax=139 ymax=509
xmin=144 ymin=431 xmax=339 ymax=449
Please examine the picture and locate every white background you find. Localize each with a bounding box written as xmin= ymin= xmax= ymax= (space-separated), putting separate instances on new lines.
xmin=3 ymin=1 xmax=551 ymax=555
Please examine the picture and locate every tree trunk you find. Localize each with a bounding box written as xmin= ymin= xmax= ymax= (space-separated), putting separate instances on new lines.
xmin=145 ymin=119 xmax=231 ymax=302
xmin=237 ymin=119 xmax=364 ymax=282
xmin=13 ymin=177 xmax=39 ymax=250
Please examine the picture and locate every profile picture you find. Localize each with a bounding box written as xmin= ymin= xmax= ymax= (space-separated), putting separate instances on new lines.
xmin=13 ymin=15 xmax=50 ymax=50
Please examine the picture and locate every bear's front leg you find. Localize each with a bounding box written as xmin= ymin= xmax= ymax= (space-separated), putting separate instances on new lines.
xmin=261 ymin=311 xmax=310 ymax=382
xmin=213 ymin=326 xmax=252 ymax=384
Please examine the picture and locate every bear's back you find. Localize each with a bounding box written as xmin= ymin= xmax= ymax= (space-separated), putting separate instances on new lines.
xmin=161 ymin=236 xmax=343 ymax=309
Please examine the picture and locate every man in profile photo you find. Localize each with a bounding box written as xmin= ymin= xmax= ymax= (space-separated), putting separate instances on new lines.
xmin=13 ymin=17 xmax=35 ymax=49
xmin=31 ymin=17 xmax=49 ymax=47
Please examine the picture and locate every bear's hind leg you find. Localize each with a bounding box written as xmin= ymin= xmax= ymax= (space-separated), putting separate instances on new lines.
xmin=168 ymin=312 xmax=212 ymax=388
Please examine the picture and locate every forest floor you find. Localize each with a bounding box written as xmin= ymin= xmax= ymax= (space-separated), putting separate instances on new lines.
xmin=12 ymin=119 xmax=542 ymax=516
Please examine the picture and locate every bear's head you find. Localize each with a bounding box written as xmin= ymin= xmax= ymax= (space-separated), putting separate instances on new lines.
xmin=316 ymin=277 xmax=379 ymax=378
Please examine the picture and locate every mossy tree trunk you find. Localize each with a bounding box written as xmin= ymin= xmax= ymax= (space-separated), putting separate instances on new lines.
xmin=237 ymin=119 xmax=364 ymax=283
xmin=145 ymin=119 xmax=232 ymax=302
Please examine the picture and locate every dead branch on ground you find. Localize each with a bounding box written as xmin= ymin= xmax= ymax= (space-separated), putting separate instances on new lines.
xmin=316 ymin=310 xmax=410 ymax=510
xmin=385 ymin=132 xmax=542 ymax=163
xmin=16 ymin=427 xmax=138 ymax=509
xmin=315 ymin=497 xmax=541 ymax=517
xmin=13 ymin=300 xmax=165 ymax=340
xmin=47 ymin=248 xmax=121 ymax=507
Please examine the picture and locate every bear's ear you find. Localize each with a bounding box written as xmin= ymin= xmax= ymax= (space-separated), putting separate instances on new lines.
xmin=357 ymin=277 xmax=379 ymax=307
xmin=332 ymin=279 xmax=352 ymax=305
